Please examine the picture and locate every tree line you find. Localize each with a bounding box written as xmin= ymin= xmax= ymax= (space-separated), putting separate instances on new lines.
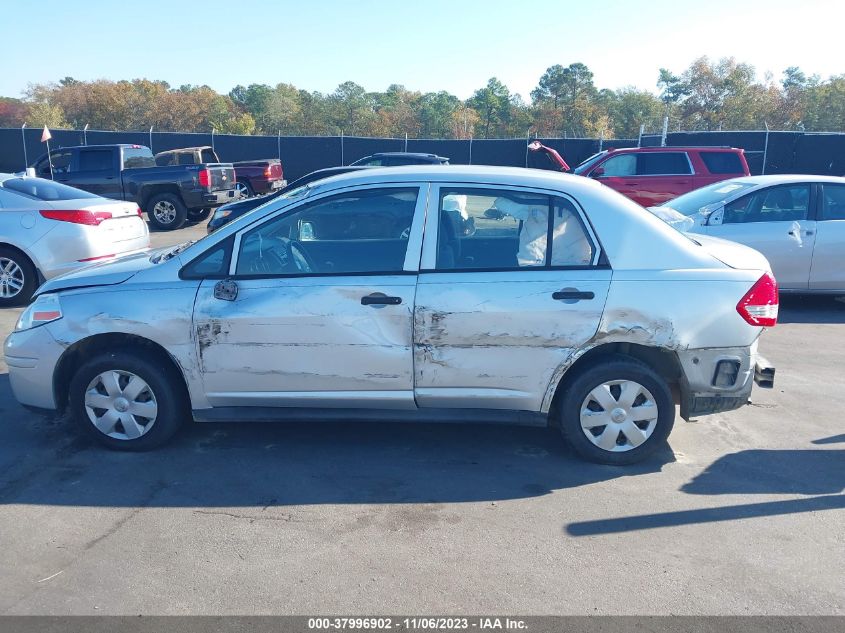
xmin=1 ymin=57 xmax=842 ymax=139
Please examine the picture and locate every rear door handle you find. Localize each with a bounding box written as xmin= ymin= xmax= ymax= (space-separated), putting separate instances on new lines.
xmin=361 ymin=293 xmax=402 ymax=306
xmin=553 ymin=290 xmax=595 ymax=301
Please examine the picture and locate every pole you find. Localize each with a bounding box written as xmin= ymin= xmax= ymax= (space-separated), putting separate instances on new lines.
xmin=598 ymin=132 xmax=604 ymax=152
xmin=468 ymin=136 xmax=473 ymax=165
xmin=20 ymin=123 xmax=27 ymax=170
xmin=661 ymin=116 xmax=669 ymax=147
xmin=211 ymin=127 xmax=215 ymax=152
xmin=638 ymin=124 xmax=645 ymax=148
xmin=340 ymin=130 xmax=344 ymax=165
xmin=404 ymin=132 xmax=408 ymax=152
xmin=83 ymin=123 xmax=89 ymax=146
xmin=277 ymin=130 xmax=281 ymax=160
xmin=525 ymin=128 xmax=531 ymax=167
xmin=149 ymin=126 xmax=153 ymax=152
xmin=762 ymin=122 xmax=770 ymax=175
xmin=46 ymin=138 xmax=54 ymax=180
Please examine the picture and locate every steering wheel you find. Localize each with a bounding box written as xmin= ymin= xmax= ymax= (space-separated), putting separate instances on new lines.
xmin=243 ymin=237 xmax=315 ymax=274
xmin=288 ymin=239 xmax=315 ymax=273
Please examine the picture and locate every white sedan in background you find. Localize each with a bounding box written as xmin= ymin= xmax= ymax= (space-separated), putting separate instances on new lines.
xmin=0 ymin=174 xmax=150 ymax=306
xmin=658 ymin=175 xmax=845 ymax=293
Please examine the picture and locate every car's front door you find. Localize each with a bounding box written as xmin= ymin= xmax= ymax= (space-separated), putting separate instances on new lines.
xmin=809 ymin=183 xmax=845 ymax=291
xmin=191 ymin=184 xmax=427 ymax=410
xmin=706 ymin=183 xmax=816 ymax=290
xmin=413 ymin=184 xmax=611 ymax=413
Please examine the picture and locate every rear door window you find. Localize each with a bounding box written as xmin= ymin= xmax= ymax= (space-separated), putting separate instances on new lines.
xmin=637 ymin=152 xmax=692 ymax=175
xmin=821 ymin=184 xmax=845 ymax=220
xmin=78 ymin=149 xmax=113 ymax=172
xmin=700 ymin=152 xmax=744 ymax=174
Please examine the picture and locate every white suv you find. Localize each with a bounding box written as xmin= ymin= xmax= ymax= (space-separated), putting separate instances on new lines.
xmin=5 ymin=166 xmax=776 ymax=464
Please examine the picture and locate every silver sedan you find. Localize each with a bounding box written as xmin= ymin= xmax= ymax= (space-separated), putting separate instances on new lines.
xmin=5 ymin=166 xmax=777 ymax=464
xmin=659 ymin=175 xmax=845 ymax=293
xmin=0 ymin=174 xmax=150 ymax=306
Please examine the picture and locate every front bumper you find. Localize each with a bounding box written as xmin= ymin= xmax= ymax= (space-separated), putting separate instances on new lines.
xmin=678 ymin=344 xmax=775 ymax=419
xmin=4 ymin=324 xmax=64 ymax=411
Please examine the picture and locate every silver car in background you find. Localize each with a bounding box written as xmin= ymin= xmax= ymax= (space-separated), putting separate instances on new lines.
xmin=0 ymin=174 xmax=150 ymax=306
xmin=659 ymin=175 xmax=845 ymax=293
xmin=5 ymin=166 xmax=777 ymax=464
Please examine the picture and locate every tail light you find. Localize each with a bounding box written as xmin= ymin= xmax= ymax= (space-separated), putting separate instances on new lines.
xmin=263 ymin=165 xmax=272 ymax=178
xmin=135 ymin=205 xmax=143 ymax=216
xmin=264 ymin=164 xmax=282 ymax=179
xmin=736 ymin=273 xmax=778 ymax=327
xmin=198 ymin=168 xmax=212 ymax=188
xmin=40 ymin=209 xmax=113 ymax=226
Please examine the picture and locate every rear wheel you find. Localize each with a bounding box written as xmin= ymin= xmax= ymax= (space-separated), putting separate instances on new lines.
xmin=0 ymin=247 xmax=37 ymax=307
xmin=559 ymin=356 xmax=674 ymax=465
xmin=187 ymin=208 xmax=212 ymax=222
xmin=235 ymin=180 xmax=253 ymax=198
xmin=69 ymin=350 xmax=186 ymax=451
xmin=146 ymin=193 xmax=187 ymax=231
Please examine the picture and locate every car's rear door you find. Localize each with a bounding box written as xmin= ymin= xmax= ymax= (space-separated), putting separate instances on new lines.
xmin=809 ymin=182 xmax=845 ymax=291
xmin=706 ymin=182 xmax=816 ymax=290
xmin=634 ymin=152 xmax=693 ymax=206
xmin=191 ymin=183 xmax=427 ymax=410
xmin=413 ymin=183 xmax=610 ymax=413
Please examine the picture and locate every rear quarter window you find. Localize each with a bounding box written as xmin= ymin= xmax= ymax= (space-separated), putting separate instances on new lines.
xmin=123 ymin=147 xmax=155 ymax=169
xmin=700 ymin=152 xmax=744 ymax=174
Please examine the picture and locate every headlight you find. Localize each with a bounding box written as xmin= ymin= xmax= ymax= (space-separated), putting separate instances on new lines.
xmin=213 ymin=209 xmax=232 ymax=221
xmin=15 ymin=293 xmax=63 ymax=332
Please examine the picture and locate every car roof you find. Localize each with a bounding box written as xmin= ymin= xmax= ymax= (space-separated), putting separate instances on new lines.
xmin=609 ymin=146 xmax=743 ymax=153
xmin=308 ymin=164 xmax=602 ymax=193
xmin=721 ymin=174 xmax=845 ymax=186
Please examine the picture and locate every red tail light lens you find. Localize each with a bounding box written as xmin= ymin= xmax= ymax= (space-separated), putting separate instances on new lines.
xmin=198 ymin=168 xmax=212 ymax=188
xmin=40 ymin=210 xmax=113 ymax=226
xmin=737 ymin=273 xmax=779 ymax=327
xmin=263 ymin=165 xmax=272 ymax=178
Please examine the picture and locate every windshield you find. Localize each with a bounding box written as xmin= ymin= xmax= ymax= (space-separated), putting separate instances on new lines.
xmin=661 ymin=180 xmax=757 ymax=215
xmin=1 ymin=177 xmax=99 ymax=200
xmin=573 ymin=151 xmax=608 ymax=175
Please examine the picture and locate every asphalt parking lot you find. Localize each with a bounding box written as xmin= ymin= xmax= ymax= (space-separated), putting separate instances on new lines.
xmin=0 ymin=219 xmax=842 ymax=615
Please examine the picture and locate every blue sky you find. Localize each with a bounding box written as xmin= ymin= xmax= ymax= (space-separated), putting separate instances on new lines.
xmin=2 ymin=0 xmax=841 ymax=100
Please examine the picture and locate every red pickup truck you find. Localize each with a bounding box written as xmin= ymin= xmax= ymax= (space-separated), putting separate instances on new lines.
xmin=154 ymin=146 xmax=285 ymax=198
xmin=530 ymin=142 xmax=750 ymax=206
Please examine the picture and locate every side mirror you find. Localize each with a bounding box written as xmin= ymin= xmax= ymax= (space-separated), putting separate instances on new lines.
xmin=591 ymin=167 xmax=605 ymax=178
xmin=705 ymin=205 xmax=725 ymax=226
xmin=299 ymin=221 xmax=315 ymax=241
xmin=213 ymin=279 xmax=238 ymax=301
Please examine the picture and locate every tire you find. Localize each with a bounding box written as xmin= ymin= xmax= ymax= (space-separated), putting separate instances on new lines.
xmin=235 ymin=180 xmax=254 ymax=198
xmin=68 ymin=350 xmax=186 ymax=451
xmin=559 ymin=356 xmax=674 ymax=465
xmin=187 ymin=207 xmax=212 ymax=222
xmin=146 ymin=193 xmax=188 ymax=231
xmin=0 ymin=247 xmax=38 ymax=308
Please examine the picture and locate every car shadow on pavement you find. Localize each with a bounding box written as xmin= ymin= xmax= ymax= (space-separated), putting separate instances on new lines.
xmin=0 ymin=379 xmax=677 ymax=508
xmin=777 ymin=294 xmax=845 ymax=324
xmin=565 ymin=446 xmax=844 ymax=536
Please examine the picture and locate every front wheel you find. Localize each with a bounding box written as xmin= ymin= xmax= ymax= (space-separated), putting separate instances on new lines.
xmin=559 ymin=356 xmax=674 ymax=465
xmin=69 ymin=350 xmax=186 ymax=451
xmin=146 ymin=193 xmax=188 ymax=231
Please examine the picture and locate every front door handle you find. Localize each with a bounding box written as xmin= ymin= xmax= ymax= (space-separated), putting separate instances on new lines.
xmin=553 ymin=289 xmax=595 ymax=301
xmin=361 ymin=293 xmax=402 ymax=306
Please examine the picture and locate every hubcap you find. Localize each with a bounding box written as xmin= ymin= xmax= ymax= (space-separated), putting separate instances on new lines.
xmin=84 ymin=370 xmax=158 ymax=440
xmin=0 ymin=257 xmax=24 ymax=299
xmin=152 ymin=201 xmax=177 ymax=224
xmin=579 ymin=380 xmax=659 ymax=452
xmin=235 ymin=182 xmax=250 ymax=197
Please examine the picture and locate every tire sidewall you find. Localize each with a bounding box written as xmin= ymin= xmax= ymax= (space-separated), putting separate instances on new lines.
xmin=146 ymin=193 xmax=187 ymax=231
xmin=0 ymin=247 xmax=37 ymax=307
xmin=560 ymin=357 xmax=675 ymax=465
xmin=237 ymin=180 xmax=254 ymax=198
xmin=68 ymin=350 xmax=185 ymax=451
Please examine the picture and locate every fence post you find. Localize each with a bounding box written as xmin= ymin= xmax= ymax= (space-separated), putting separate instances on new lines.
xmin=404 ymin=133 xmax=408 ymax=152
xmin=638 ymin=124 xmax=644 ymax=148
xmin=525 ymin=128 xmax=531 ymax=167
xmin=277 ymin=130 xmax=281 ymax=161
xmin=762 ymin=122 xmax=770 ymax=175
xmin=468 ymin=136 xmax=473 ymax=165
xmin=340 ymin=130 xmax=344 ymax=166
xmin=211 ymin=127 xmax=215 ymax=152
xmin=83 ymin=123 xmax=89 ymax=146
xmin=661 ymin=117 xmax=669 ymax=147
xmin=598 ymin=132 xmax=603 ymax=152
xmin=20 ymin=123 xmax=27 ymax=169
xmin=149 ymin=126 xmax=153 ymax=152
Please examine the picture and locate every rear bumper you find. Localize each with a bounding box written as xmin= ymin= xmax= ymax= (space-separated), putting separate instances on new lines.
xmin=197 ymin=189 xmax=239 ymax=208
xmin=678 ymin=343 xmax=774 ymax=419
xmin=251 ymin=178 xmax=286 ymax=194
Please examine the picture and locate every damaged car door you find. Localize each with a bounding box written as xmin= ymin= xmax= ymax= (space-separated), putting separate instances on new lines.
xmin=191 ymin=185 xmax=427 ymax=409
xmin=413 ymin=184 xmax=611 ymax=412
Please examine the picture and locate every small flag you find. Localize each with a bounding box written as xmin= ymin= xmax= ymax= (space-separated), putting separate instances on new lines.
xmin=41 ymin=126 xmax=52 ymax=143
